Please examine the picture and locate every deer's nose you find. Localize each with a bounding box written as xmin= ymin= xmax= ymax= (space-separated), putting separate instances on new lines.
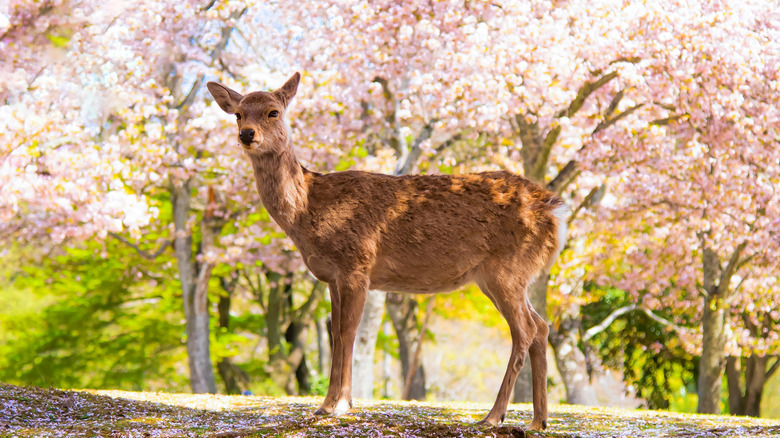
xmin=239 ymin=129 xmax=255 ymax=145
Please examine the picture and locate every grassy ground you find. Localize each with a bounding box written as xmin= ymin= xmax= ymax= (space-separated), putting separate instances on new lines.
xmin=2 ymin=383 xmax=779 ymax=437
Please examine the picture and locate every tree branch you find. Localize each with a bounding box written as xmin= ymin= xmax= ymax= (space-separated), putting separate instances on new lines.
xmin=373 ymin=76 xmax=403 ymax=156
xmin=639 ymin=307 xmax=694 ymax=334
xmin=593 ymin=103 xmax=645 ymax=135
xmin=767 ymin=356 xmax=780 ymax=380
xmin=650 ymin=114 xmax=686 ymax=126
xmin=583 ymin=305 xmax=694 ymax=342
xmin=567 ymin=184 xmax=606 ymax=225
xmin=582 ymin=305 xmax=637 ymax=341
xmin=720 ymin=241 xmax=748 ymax=294
xmin=514 ymin=113 xmax=542 ymax=152
xmin=434 ymin=132 xmax=464 ymax=152
xmin=533 ymin=123 xmax=562 ymax=179
xmin=109 ymin=233 xmax=171 ymax=260
xmin=548 ymin=160 xmax=578 ymax=194
xmin=603 ymin=89 xmax=625 ymax=120
xmin=546 ymin=92 xmax=643 ymax=194
xmin=176 ymin=7 xmax=247 ymax=111
xmin=292 ymin=280 xmax=326 ymax=324
xmin=395 ymin=123 xmax=434 ymax=176
xmin=556 ymin=71 xmax=618 ymax=119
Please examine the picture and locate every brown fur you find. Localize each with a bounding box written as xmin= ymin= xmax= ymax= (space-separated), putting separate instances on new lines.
xmin=207 ymin=74 xmax=567 ymax=430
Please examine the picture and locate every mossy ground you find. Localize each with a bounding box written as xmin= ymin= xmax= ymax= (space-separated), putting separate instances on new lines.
xmin=1 ymin=383 xmax=779 ymax=437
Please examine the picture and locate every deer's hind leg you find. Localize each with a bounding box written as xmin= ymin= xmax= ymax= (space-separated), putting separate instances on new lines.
xmin=528 ymin=309 xmax=549 ymax=430
xmin=314 ymin=274 xmax=368 ymax=417
xmin=476 ymin=272 xmax=539 ymax=426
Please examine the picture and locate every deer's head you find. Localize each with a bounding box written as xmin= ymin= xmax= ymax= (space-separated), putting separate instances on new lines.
xmin=207 ymin=72 xmax=300 ymax=152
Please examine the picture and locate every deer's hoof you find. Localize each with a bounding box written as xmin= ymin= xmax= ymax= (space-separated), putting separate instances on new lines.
xmin=528 ymin=419 xmax=547 ymax=431
xmin=313 ymin=407 xmax=331 ymax=416
xmin=476 ymin=414 xmax=502 ymax=427
xmin=332 ymin=399 xmax=351 ymax=416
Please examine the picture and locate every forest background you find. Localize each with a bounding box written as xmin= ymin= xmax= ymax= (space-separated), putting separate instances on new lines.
xmin=1 ymin=0 xmax=779 ymax=421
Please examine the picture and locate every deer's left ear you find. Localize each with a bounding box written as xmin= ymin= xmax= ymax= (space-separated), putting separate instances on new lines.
xmin=275 ymin=72 xmax=301 ymax=107
xmin=207 ymin=82 xmax=243 ymax=114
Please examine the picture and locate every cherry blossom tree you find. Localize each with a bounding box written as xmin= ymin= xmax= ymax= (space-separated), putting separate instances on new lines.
xmin=5 ymin=0 xmax=778 ymax=414
xmin=585 ymin=0 xmax=780 ymax=414
xmin=0 ymin=0 xmax=313 ymax=393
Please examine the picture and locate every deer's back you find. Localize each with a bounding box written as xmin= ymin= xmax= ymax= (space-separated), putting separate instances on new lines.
xmin=293 ymin=170 xmax=562 ymax=292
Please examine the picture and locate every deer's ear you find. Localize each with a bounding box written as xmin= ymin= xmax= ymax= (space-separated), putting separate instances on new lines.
xmin=207 ymin=81 xmax=243 ymax=114
xmin=275 ymin=72 xmax=301 ymax=107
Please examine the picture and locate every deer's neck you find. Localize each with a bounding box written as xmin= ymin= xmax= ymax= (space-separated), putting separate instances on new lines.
xmin=248 ymin=145 xmax=308 ymax=231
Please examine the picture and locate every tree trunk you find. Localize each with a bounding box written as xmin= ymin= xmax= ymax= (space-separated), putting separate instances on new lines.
xmin=316 ymin=316 xmax=331 ymax=376
xmin=216 ymin=278 xmax=248 ymax=395
xmin=727 ymin=354 xmax=770 ymax=417
xmin=285 ymin=318 xmax=311 ymax=394
xmin=285 ymin=277 xmax=312 ymax=395
xmin=386 ymin=292 xmax=426 ymax=400
xmin=698 ymin=244 xmax=728 ymax=415
xmin=698 ymin=299 xmax=727 ymax=414
xmin=352 ymin=289 xmax=386 ymax=399
xmin=172 ymin=183 xmax=217 ymax=394
xmin=549 ymin=315 xmax=599 ymax=406
xmin=265 ymin=271 xmax=295 ymax=392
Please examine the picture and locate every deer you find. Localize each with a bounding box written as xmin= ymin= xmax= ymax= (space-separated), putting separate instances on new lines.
xmin=206 ymin=72 xmax=568 ymax=431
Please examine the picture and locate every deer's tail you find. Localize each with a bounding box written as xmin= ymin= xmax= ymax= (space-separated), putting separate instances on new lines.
xmin=543 ymin=198 xmax=570 ymax=272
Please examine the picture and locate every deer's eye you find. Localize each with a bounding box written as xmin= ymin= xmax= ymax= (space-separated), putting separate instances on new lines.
xmin=235 ymin=113 xmax=242 ymax=121
xmin=269 ymin=110 xmax=279 ymax=118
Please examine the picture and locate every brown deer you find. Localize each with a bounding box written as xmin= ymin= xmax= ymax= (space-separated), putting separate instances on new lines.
xmin=207 ymin=73 xmax=568 ymax=430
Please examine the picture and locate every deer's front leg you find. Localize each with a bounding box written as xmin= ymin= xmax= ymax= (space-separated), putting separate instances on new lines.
xmin=314 ymin=274 xmax=368 ymax=416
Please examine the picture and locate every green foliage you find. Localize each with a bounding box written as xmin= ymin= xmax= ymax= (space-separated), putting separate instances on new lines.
xmin=434 ymin=285 xmax=508 ymax=333
xmin=0 ymin=243 xmax=187 ymax=392
xmin=310 ymin=375 xmax=329 ymax=396
xmin=334 ymin=144 xmax=369 ymax=171
xmin=581 ymin=287 xmax=697 ymax=410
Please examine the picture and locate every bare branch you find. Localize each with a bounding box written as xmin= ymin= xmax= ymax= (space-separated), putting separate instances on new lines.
xmin=582 ymin=305 xmax=638 ymax=341
xmin=650 ymin=114 xmax=686 ymax=126
xmin=567 ymin=184 xmax=605 ymax=225
xmin=292 ymin=280 xmax=326 ymax=324
xmin=109 ymin=232 xmax=171 ymax=260
xmin=435 ymin=132 xmax=465 ymax=152
xmin=593 ymin=103 xmax=645 ymax=135
xmin=639 ymin=308 xmax=694 ymax=334
xmin=372 ymin=76 xmax=405 ymax=156
xmin=395 ymin=123 xmax=434 ymax=176
xmin=556 ymin=71 xmax=618 ymax=119
xmin=582 ymin=304 xmax=694 ymax=343
xmin=548 ymin=160 xmax=578 ymax=194
xmin=175 ymin=7 xmax=247 ymax=111
xmin=767 ymin=356 xmax=780 ymax=380
xmin=603 ymin=89 xmax=625 ymax=120
xmin=719 ymin=241 xmax=748 ymax=294
xmin=533 ymin=124 xmax=562 ymax=179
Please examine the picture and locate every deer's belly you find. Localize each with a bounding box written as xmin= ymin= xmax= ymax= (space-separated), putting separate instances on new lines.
xmin=368 ymin=258 xmax=478 ymax=294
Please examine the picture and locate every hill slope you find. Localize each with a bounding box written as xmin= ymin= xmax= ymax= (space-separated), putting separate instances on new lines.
xmin=1 ymin=383 xmax=779 ymax=437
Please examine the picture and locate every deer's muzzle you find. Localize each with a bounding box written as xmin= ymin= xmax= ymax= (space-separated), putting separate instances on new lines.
xmin=239 ymin=129 xmax=255 ymax=146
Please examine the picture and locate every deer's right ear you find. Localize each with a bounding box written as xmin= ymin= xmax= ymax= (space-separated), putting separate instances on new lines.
xmin=207 ymin=81 xmax=243 ymax=114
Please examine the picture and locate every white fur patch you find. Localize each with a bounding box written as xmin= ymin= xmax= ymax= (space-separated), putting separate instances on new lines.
xmin=333 ymin=399 xmax=351 ymax=416
xmin=552 ymin=203 xmax=571 ymax=256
